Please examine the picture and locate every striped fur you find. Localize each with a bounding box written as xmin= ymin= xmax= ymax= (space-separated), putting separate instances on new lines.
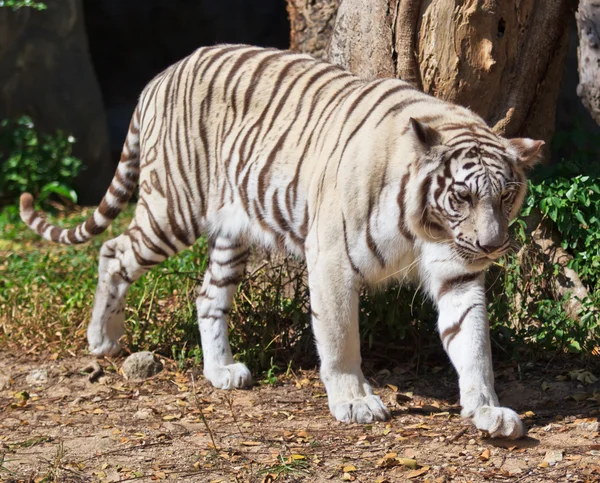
xmin=20 ymin=45 xmax=543 ymax=436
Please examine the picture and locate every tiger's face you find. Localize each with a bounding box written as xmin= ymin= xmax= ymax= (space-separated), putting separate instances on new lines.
xmin=409 ymin=118 xmax=544 ymax=267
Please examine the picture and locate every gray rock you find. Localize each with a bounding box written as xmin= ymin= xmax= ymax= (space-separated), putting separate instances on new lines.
xmin=25 ymin=368 xmax=49 ymax=386
xmin=577 ymin=421 xmax=599 ymax=433
xmin=134 ymin=408 xmax=153 ymax=420
xmin=122 ymin=352 xmax=163 ymax=380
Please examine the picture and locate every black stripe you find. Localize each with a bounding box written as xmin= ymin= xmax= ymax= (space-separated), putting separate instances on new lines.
xmin=437 ymin=272 xmax=482 ymax=300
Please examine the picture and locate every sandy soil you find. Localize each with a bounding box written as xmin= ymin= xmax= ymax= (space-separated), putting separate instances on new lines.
xmin=1 ymin=352 xmax=599 ymax=483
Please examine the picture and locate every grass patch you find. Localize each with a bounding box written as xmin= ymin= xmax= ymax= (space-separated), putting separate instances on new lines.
xmin=2 ymin=123 xmax=600 ymax=371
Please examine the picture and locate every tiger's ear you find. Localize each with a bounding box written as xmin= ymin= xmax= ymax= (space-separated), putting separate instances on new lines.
xmin=508 ymin=138 xmax=545 ymax=168
xmin=409 ymin=117 xmax=442 ymax=150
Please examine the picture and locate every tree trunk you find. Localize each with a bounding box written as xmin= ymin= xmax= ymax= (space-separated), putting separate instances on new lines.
xmin=0 ymin=0 xmax=112 ymax=204
xmin=326 ymin=0 xmax=575 ymax=144
xmin=288 ymin=0 xmax=590 ymax=317
xmin=576 ymin=0 xmax=600 ymax=124
xmin=287 ymin=0 xmax=340 ymax=61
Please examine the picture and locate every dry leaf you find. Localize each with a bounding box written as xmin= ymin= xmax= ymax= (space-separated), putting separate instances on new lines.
xmin=407 ymin=466 xmax=429 ymax=478
xmin=480 ymin=448 xmax=490 ymax=460
xmin=343 ymin=465 xmax=357 ymax=472
xmin=342 ymin=473 xmax=355 ymax=481
xmin=397 ymin=458 xmax=418 ymax=470
xmin=242 ymin=441 xmax=261 ymax=446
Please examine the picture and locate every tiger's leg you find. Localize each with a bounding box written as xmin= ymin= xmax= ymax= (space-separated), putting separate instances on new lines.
xmin=87 ymin=226 xmax=169 ymax=356
xmin=306 ymin=245 xmax=390 ymax=424
xmin=420 ymin=244 xmax=524 ymax=439
xmin=197 ymin=236 xmax=252 ymax=389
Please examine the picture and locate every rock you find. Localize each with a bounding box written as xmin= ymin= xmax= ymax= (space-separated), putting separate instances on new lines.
xmin=25 ymin=368 xmax=49 ymax=386
xmin=577 ymin=421 xmax=599 ymax=432
xmin=122 ymin=352 xmax=163 ymax=380
xmin=134 ymin=408 xmax=153 ymax=420
xmin=543 ymin=450 xmax=564 ymax=465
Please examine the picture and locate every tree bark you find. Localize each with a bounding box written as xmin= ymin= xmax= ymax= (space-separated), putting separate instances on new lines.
xmin=287 ymin=0 xmax=340 ymax=61
xmin=576 ymin=0 xmax=600 ymax=125
xmin=325 ymin=0 xmax=575 ymax=144
xmin=0 ymin=0 xmax=112 ymax=204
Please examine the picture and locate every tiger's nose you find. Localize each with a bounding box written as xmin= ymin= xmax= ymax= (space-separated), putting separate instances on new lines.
xmin=476 ymin=239 xmax=504 ymax=254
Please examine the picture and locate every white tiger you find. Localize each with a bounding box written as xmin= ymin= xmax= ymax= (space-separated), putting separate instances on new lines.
xmin=20 ymin=45 xmax=543 ymax=438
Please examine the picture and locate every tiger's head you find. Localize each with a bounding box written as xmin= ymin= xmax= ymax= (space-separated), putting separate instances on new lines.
xmin=406 ymin=117 xmax=544 ymax=268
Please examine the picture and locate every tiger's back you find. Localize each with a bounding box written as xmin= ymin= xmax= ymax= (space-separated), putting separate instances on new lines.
xmin=20 ymin=44 xmax=543 ymax=435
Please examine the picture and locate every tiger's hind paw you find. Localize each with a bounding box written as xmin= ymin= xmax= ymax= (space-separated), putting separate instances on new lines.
xmin=88 ymin=339 xmax=122 ymax=357
xmin=204 ymin=362 xmax=253 ymax=390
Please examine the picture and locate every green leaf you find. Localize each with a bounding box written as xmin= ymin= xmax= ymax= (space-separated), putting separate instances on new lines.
xmin=39 ymin=181 xmax=77 ymax=203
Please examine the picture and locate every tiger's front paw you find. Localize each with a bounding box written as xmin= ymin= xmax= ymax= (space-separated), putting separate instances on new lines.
xmin=204 ymin=362 xmax=253 ymax=390
xmin=330 ymin=395 xmax=391 ymax=424
xmin=467 ymin=406 xmax=524 ymax=439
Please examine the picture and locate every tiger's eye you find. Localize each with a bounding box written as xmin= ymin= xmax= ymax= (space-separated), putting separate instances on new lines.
xmin=456 ymin=191 xmax=473 ymax=205
xmin=465 ymin=148 xmax=478 ymax=158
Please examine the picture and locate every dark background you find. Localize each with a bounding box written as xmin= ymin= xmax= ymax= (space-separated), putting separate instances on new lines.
xmin=83 ymin=0 xmax=290 ymax=163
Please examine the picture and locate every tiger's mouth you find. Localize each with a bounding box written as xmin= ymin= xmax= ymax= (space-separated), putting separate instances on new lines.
xmin=452 ymin=244 xmax=507 ymax=264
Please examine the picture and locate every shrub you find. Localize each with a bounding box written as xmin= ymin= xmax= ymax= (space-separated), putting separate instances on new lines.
xmin=0 ymin=116 xmax=82 ymax=207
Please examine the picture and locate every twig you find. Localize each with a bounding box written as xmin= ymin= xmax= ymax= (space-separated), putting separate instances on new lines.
xmin=81 ymin=360 xmax=103 ymax=382
xmin=224 ymin=394 xmax=244 ymax=437
xmin=448 ymin=427 xmax=468 ymax=443
xmin=191 ymin=375 xmax=219 ymax=450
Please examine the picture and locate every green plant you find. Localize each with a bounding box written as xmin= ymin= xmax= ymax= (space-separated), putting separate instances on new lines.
xmin=262 ymin=357 xmax=280 ymax=385
xmin=0 ymin=116 xmax=82 ymax=207
xmin=488 ymin=123 xmax=600 ymax=356
xmin=0 ymin=0 xmax=46 ymax=10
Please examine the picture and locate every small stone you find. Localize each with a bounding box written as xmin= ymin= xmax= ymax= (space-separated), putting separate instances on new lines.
xmin=577 ymin=421 xmax=599 ymax=433
xmin=134 ymin=408 xmax=153 ymax=420
xmin=26 ymin=368 xmax=48 ymax=386
xmin=543 ymin=450 xmax=563 ymax=465
xmin=122 ymin=352 xmax=163 ymax=380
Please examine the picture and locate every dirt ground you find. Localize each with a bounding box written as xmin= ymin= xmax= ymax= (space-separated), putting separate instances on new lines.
xmin=1 ymin=351 xmax=599 ymax=483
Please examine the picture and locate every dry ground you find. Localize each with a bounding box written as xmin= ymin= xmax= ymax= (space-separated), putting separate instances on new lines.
xmin=1 ymin=351 xmax=599 ymax=483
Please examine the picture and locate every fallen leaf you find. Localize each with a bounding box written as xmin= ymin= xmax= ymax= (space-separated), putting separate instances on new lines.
xmin=14 ymin=391 xmax=29 ymax=401
xmin=480 ymin=448 xmax=490 ymax=460
xmin=342 ymin=473 xmax=355 ymax=481
xmin=407 ymin=466 xmax=429 ymax=479
xmin=343 ymin=465 xmax=357 ymax=472
xmin=397 ymin=458 xmax=418 ymax=470
xmin=242 ymin=441 xmax=261 ymax=446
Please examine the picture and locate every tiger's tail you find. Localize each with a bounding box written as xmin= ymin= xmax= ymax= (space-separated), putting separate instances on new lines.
xmin=19 ymin=109 xmax=141 ymax=245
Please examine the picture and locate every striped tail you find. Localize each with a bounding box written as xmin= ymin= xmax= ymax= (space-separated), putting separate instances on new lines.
xmin=19 ymin=111 xmax=141 ymax=245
